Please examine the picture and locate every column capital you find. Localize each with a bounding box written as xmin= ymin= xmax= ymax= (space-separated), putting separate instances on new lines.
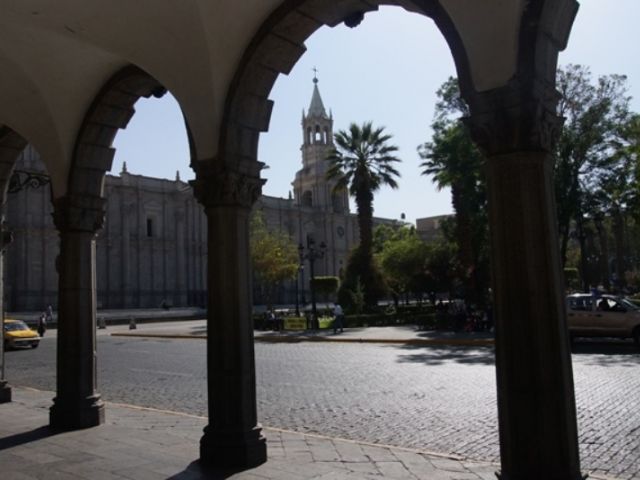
xmin=464 ymin=79 xmax=563 ymax=156
xmin=190 ymin=162 xmax=265 ymax=210
xmin=52 ymin=194 xmax=107 ymax=233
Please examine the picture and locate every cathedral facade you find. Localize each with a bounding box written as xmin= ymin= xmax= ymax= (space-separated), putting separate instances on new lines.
xmin=3 ymin=79 xmax=400 ymax=311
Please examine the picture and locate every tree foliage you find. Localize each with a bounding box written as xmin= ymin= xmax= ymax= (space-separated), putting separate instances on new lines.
xmin=250 ymin=210 xmax=299 ymax=308
xmin=311 ymin=276 xmax=340 ymax=301
xmin=326 ymin=121 xmax=401 ymax=307
xmin=417 ymin=77 xmax=489 ymax=305
xmin=376 ymin=227 xmax=429 ymax=303
xmin=554 ymin=65 xmax=634 ymax=291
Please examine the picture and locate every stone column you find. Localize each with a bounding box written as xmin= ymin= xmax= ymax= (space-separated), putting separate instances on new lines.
xmin=191 ymin=163 xmax=267 ymax=468
xmin=467 ymin=85 xmax=583 ymax=480
xmin=0 ymin=221 xmax=14 ymax=403
xmin=50 ymin=194 xmax=106 ymax=429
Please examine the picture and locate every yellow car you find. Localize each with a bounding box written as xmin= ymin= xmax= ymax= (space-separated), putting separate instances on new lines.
xmin=3 ymin=319 xmax=41 ymax=349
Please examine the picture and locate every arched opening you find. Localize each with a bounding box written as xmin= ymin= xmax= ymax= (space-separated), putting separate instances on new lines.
xmin=107 ymin=93 xmax=203 ymax=309
xmin=0 ymin=128 xmax=58 ymax=316
xmin=255 ymin=4 xmax=462 ymax=229
xmin=220 ymin=0 xmax=584 ymax=476
xmin=0 ymin=127 xmax=45 ymax=404
xmin=255 ymin=5 xmax=457 ymax=311
xmin=301 ymin=190 xmax=313 ymax=207
xmin=2 ymin=144 xmax=56 ymax=312
xmin=240 ymin=0 xmax=477 ymax=459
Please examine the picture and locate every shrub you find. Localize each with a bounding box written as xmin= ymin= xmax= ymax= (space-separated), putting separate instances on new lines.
xmin=338 ymin=246 xmax=387 ymax=311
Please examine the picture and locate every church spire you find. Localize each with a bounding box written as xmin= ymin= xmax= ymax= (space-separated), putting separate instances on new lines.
xmin=307 ymin=68 xmax=328 ymax=118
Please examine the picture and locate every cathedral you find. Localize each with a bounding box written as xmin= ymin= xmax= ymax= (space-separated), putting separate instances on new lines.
xmin=3 ymin=78 xmax=400 ymax=311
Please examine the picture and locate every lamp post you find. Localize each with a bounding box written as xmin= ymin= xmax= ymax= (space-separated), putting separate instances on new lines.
xmin=294 ymin=265 xmax=301 ymax=317
xmin=0 ymin=223 xmax=14 ymax=403
xmin=299 ymin=265 xmax=306 ymax=305
xmin=299 ymin=236 xmax=326 ymax=330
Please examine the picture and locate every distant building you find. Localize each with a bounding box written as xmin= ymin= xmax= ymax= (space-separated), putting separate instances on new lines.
xmin=3 ymin=78 xmax=402 ymax=311
xmin=416 ymin=214 xmax=451 ymax=243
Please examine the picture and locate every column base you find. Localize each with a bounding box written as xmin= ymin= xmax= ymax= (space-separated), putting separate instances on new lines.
xmin=496 ymin=471 xmax=588 ymax=479
xmin=49 ymin=394 xmax=105 ymax=430
xmin=200 ymin=425 xmax=267 ymax=468
xmin=0 ymin=380 xmax=12 ymax=403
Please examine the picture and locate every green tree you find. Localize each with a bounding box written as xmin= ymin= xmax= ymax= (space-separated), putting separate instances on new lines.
xmin=424 ymin=237 xmax=458 ymax=297
xmin=554 ymin=65 xmax=632 ymax=289
xmin=250 ymin=210 xmax=299 ymax=309
xmin=590 ymin=114 xmax=640 ymax=290
xmin=373 ymin=224 xmax=417 ymax=254
xmin=418 ymin=77 xmax=489 ymax=305
xmin=326 ymin=121 xmax=401 ymax=307
xmin=377 ymin=229 xmax=429 ymax=305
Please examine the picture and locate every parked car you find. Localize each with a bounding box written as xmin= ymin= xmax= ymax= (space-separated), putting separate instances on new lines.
xmin=566 ymin=293 xmax=640 ymax=345
xmin=3 ymin=319 xmax=41 ymax=349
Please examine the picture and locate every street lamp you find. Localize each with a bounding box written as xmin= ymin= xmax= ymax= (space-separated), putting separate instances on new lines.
xmin=294 ymin=264 xmax=302 ymax=317
xmin=0 ymin=223 xmax=14 ymax=403
xmin=298 ymin=236 xmax=326 ymax=330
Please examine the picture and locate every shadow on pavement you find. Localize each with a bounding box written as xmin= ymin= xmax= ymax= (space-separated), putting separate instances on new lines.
xmin=571 ymin=340 xmax=640 ymax=367
xmin=0 ymin=426 xmax=59 ymax=451
xmin=167 ymin=461 xmax=251 ymax=480
xmin=392 ymin=344 xmax=496 ymax=366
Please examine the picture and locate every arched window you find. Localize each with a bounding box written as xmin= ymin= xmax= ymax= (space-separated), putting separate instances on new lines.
xmin=332 ymin=192 xmax=343 ymax=213
xmin=314 ymin=125 xmax=322 ymax=143
xmin=302 ymin=190 xmax=312 ymax=207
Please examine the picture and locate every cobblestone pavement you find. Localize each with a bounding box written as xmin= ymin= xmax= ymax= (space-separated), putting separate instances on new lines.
xmin=4 ymin=335 xmax=639 ymax=479
xmin=1 ymin=388 xmax=502 ymax=480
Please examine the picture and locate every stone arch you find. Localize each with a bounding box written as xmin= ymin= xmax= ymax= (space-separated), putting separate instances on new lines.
xmin=463 ymin=0 xmax=579 ymax=154
xmin=0 ymin=127 xmax=28 ymax=206
xmin=68 ymin=66 xmax=170 ymax=200
xmin=218 ymin=0 xmax=474 ymax=169
xmin=212 ymin=1 xmax=585 ymax=476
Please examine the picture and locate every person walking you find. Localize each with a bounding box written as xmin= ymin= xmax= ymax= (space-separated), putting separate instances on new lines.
xmin=333 ymin=303 xmax=344 ymax=334
xmin=37 ymin=312 xmax=47 ymax=337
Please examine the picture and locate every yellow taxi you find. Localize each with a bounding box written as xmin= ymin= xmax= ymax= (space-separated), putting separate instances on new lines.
xmin=3 ymin=319 xmax=41 ymax=349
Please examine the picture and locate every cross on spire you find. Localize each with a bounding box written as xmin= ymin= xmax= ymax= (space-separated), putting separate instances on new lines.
xmin=312 ymin=66 xmax=319 ymax=83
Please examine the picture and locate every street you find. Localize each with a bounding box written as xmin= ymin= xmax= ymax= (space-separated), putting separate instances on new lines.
xmin=4 ymin=331 xmax=640 ymax=479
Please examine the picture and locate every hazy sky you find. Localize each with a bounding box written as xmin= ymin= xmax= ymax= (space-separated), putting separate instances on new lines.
xmin=113 ymin=0 xmax=640 ymax=224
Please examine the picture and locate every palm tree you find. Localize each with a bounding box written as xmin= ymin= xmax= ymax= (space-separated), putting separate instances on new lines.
xmin=326 ymin=122 xmax=401 ymax=255
xmin=326 ymin=122 xmax=401 ymax=307
xmin=418 ymin=119 xmax=487 ymax=304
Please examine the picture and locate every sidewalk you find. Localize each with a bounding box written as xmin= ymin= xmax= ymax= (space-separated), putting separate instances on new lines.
xmin=7 ymin=307 xmax=207 ymax=327
xmin=111 ymin=322 xmax=495 ymax=347
xmin=1 ymin=387 xmax=502 ymax=480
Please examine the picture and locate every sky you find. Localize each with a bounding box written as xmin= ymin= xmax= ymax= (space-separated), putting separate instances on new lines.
xmin=113 ymin=0 xmax=640 ymax=225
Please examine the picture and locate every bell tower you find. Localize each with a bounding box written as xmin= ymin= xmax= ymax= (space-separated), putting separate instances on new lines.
xmin=292 ymin=73 xmax=349 ymax=214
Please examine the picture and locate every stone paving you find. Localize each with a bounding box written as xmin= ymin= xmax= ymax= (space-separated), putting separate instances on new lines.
xmin=0 ymin=387 xmax=505 ymax=480
xmin=3 ymin=322 xmax=637 ymax=479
